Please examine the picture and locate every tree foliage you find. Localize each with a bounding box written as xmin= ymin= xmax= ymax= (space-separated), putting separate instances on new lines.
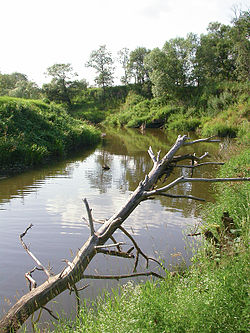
xmin=128 ymin=47 xmax=150 ymax=85
xmin=117 ymin=47 xmax=131 ymax=85
xmin=145 ymin=34 xmax=198 ymax=98
xmin=43 ymin=63 xmax=87 ymax=105
xmin=0 ymin=72 xmax=41 ymax=99
xmin=85 ymin=45 xmax=114 ymax=89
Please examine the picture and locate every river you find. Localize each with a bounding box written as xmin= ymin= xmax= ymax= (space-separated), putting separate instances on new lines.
xmin=0 ymin=128 xmax=221 ymax=330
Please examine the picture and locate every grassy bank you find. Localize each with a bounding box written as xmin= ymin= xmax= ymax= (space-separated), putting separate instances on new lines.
xmin=49 ymin=146 xmax=249 ymax=333
xmin=0 ymin=97 xmax=101 ymax=174
xmin=103 ymin=82 xmax=250 ymax=144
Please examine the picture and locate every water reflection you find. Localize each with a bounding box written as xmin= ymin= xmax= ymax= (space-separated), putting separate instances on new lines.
xmin=0 ymin=128 xmax=221 ymax=327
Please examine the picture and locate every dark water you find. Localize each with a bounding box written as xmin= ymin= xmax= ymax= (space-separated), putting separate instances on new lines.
xmin=0 ymin=128 xmax=221 ymax=329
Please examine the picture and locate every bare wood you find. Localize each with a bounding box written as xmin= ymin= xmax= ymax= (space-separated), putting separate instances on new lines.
xmin=95 ymin=242 xmax=125 ymax=249
xmin=41 ymin=306 xmax=59 ymax=321
xmin=119 ymin=226 xmax=166 ymax=271
xmin=154 ymin=193 xmax=205 ymax=202
xmin=1 ymin=134 xmax=249 ymax=333
xmin=83 ymin=198 xmax=95 ymax=236
xmin=82 ymin=271 xmax=164 ymax=280
xmin=20 ymin=224 xmax=51 ymax=279
xmin=96 ymin=248 xmax=135 ymax=259
xmin=145 ymin=176 xmax=250 ymax=197
xmin=175 ymin=162 xmax=224 ymax=168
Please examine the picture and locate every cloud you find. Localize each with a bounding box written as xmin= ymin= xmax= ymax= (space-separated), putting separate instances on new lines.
xmin=137 ymin=0 xmax=172 ymax=19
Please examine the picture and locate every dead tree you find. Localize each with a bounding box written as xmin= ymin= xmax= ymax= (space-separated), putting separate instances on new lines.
xmin=0 ymin=135 xmax=249 ymax=332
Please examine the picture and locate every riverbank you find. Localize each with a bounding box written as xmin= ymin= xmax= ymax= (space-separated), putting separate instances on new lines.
xmin=0 ymin=97 xmax=101 ymax=175
xmin=50 ymin=145 xmax=249 ymax=333
xmin=103 ymin=82 xmax=249 ymax=144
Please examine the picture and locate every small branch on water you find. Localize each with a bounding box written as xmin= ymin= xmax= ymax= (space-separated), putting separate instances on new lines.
xmin=82 ymin=271 xmax=164 ymax=280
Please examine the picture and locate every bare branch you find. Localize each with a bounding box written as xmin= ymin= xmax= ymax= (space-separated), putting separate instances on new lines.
xmin=82 ymin=271 xmax=164 ymax=280
xmin=72 ymin=284 xmax=80 ymax=316
xmin=172 ymin=152 xmax=209 ymax=163
xmin=95 ymin=242 xmax=125 ymax=249
xmin=182 ymin=177 xmax=250 ymax=183
xmin=119 ymin=226 xmax=166 ymax=272
xmin=25 ymin=272 xmax=37 ymax=291
xmin=145 ymin=176 xmax=250 ymax=197
xmin=83 ymin=198 xmax=95 ymax=236
xmin=154 ymin=193 xmax=205 ymax=202
xmin=41 ymin=306 xmax=59 ymax=321
xmin=175 ymin=162 xmax=224 ymax=169
xmin=110 ymin=235 xmax=122 ymax=251
xmin=148 ymin=146 xmax=157 ymax=163
xmin=20 ymin=224 xmax=51 ymax=279
xmin=157 ymin=150 xmax=161 ymax=162
xmin=96 ymin=248 xmax=135 ymax=259
xmin=183 ymin=137 xmax=220 ymax=146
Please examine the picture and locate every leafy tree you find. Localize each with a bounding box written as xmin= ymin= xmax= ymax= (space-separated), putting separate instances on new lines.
xmin=85 ymin=45 xmax=114 ymax=90
xmin=8 ymin=80 xmax=41 ymax=99
xmin=195 ymin=22 xmax=235 ymax=85
xmin=145 ymin=34 xmax=198 ymax=98
xmin=43 ymin=63 xmax=85 ymax=105
xmin=128 ymin=47 xmax=150 ymax=84
xmin=230 ymin=10 xmax=250 ymax=81
xmin=0 ymin=72 xmax=28 ymax=96
xmin=117 ymin=47 xmax=132 ymax=85
xmin=0 ymin=72 xmax=41 ymax=99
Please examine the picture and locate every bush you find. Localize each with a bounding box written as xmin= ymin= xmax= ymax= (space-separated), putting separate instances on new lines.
xmin=202 ymin=121 xmax=238 ymax=138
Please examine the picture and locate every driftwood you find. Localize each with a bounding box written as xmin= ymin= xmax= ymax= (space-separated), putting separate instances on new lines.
xmin=0 ymin=135 xmax=249 ymax=332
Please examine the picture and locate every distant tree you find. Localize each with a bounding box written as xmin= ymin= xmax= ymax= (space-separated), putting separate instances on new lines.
xmin=145 ymin=34 xmax=198 ymax=98
xmin=117 ymin=47 xmax=131 ymax=85
xmin=194 ymin=22 xmax=235 ymax=85
xmin=8 ymin=80 xmax=41 ymax=99
xmin=85 ymin=45 xmax=114 ymax=90
xmin=0 ymin=72 xmax=41 ymax=99
xmin=230 ymin=10 xmax=250 ymax=81
xmin=43 ymin=63 xmax=86 ymax=105
xmin=0 ymin=72 xmax=28 ymax=96
xmin=128 ymin=47 xmax=150 ymax=84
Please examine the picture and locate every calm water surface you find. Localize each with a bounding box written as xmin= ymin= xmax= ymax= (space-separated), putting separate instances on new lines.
xmin=0 ymin=128 xmax=221 ymax=328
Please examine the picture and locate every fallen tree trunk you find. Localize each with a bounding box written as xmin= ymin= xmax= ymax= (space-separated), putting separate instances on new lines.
xmin=0 ymin=135 xmax=249 ymax=332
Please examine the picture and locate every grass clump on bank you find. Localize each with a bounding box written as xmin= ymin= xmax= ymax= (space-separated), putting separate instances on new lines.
xmin=0 ymin=96 xmax=101 ymax=173
xmin=50 ymin=147 xmax=249 ymax=333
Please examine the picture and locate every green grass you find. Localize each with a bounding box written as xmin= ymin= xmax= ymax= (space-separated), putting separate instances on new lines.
xmin=0 ymin=96 xmax=101 ymax=173
xmin=46 ymin=146 xmax=249 ymax=333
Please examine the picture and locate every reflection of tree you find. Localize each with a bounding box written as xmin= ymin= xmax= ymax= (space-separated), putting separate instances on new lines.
xmin=85 ymin=150 xmax=114 ymax=194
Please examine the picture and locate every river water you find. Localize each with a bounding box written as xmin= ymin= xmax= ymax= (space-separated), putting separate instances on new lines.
xmin=0 ymin=128 xmax=221 ymax=329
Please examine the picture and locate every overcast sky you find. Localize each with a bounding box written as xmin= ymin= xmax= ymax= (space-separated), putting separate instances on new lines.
xmin=0 ymin=0 xmax=248 ymax=86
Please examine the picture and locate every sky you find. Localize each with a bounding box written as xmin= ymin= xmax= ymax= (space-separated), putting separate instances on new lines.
xmin=0 ymin=0 xmax=248 ymax=86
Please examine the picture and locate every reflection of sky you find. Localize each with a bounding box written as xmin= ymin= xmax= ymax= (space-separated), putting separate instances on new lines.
xmin=45 ymin=150 xmax=196 ymax=237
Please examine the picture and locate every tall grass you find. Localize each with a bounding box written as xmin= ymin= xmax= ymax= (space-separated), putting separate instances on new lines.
xmin=0 ymin=97 xmax=100 ymax=173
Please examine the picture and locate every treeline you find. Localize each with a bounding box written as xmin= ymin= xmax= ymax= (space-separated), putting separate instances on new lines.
xmin=1 ymin=10 xmax=249 ymax=103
